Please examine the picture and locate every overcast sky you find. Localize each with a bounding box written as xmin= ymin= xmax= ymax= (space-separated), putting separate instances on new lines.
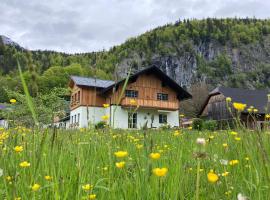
xmin=1 ymin=0 xmax=269 ymax=53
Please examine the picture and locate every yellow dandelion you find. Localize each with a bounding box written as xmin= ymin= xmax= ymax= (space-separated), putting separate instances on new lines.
xmin=207 ymin=170 xmax=219 ymax=183
xmin=114 ymin=151 xmax=128 ymax=158
xmin=188 ymin=126 xmax=192 ymax=130
xmin=229 ymin=160 xmax=239 ymax=166
xmin=136 ymin=144 xmax=143 ymax=149
xmin=222 ymin=143 xmax=228 ymax=148
xmin=233 ymin=102 xmax=246 ymax=111
xmin=31 ymin=183 xmax=41 ymax=192
xmin=230 ymin=131 xmax=238 ymax=135
xmin=19 ymin=161 xmax=30 ymax=168
xmin=88 ymin=194 xmax=96 ymax=199
xmin=152 ymin=167 xmax=168 ymax=177
xmin=235 ymin=137 xmax=241 ymax=141
xmin=44 ymin=175 xmax=52 ymax=181
xmin=115 ymin=161 xmax=125 ymax=169
xmin=173 ymin=130 xmax=180 ymax=136
xmin=130 ymin=99 xmax=136 ymax=104
xmin=82 ymin=184 xmax=93 ymax=191
xmin=103 ymin=104 xmax=109 ymax=108
xmin=10 ymin=99 xmax=16 ymax=104
xmin=101 ymin=115 xmax=109 ymax=121
xmin=149 ymin=153 xmax=161 ymax=160
xmin=221 ymin=171 xmax=229 ymax=177
xmin=14 ymin=146 xmax=23 ymax=153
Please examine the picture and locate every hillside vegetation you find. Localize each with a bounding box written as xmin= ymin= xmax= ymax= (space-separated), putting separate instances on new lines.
xmin=1 ymin=18 xmax=270 ymax=103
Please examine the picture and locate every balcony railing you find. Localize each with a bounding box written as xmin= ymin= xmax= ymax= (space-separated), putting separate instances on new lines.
xmin=121 ymin=97 xmax=179 ymax=110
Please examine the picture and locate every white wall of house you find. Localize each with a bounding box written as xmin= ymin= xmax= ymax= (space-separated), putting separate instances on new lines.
xmin=0 ymin=119 xmax=8 ymax=129
xmin=70 ymin=105 xmax=179 ymax=129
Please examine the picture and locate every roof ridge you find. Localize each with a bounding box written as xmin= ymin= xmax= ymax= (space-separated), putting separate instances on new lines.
xmin=70 ymin=75 xmax=114 ymax=82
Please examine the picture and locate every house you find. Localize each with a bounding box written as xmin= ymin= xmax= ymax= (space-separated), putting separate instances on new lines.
xmin=53 ymin=116 xmax=70 ymax=129
xmin=68 ymin=66 xmax=192 ymax=129
xmin=199 ymin=86 xmax=270 ymax=128
xmin=0 ymin=104 xmax=8 ymax=128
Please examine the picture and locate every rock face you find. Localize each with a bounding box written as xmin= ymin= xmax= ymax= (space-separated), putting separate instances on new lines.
xmin=116 ymin=36 xmax=270 ymax=89
xmin=0 ymin=35 xmax=21 ymax=48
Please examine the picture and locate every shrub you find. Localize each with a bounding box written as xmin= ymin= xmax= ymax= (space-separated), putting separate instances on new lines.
xmin=95 ymin=121 xmax=107 ymax=129
xmin=192 ymin=118 xmax=203 ymax=130
xmin=203 ymin=120 xmax=217 ymax=131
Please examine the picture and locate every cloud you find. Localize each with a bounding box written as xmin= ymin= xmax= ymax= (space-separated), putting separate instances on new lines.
xmin=0 ymin=0 xmax=269 ymax=53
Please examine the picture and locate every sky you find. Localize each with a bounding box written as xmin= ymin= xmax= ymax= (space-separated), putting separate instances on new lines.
xmin=1 ymin=0 xmax=270 ymax=53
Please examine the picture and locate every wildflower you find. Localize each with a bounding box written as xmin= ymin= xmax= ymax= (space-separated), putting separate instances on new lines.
xmin=103 ymin=104 xmax=109 ymax=108
xmin=196 ymin=138 xmax=206 ymax=146
xmin=237 ymin=193 xmax=249 ymax=200
xmin=235 ymin=137 xmax=241 ymax=141
xmin=233 ymin=102 xmax=246 ymax=111
xmin=226 ymin=97 xmax=232 ymax=102
xmin=188 ymin=126 xmax=192 ymax=130
xmin=220 ymin=159 xmax=228 ymax=165
xmin=229 ymin=160 xmax=239 ymax=166
xmin=136 ymin=144 xmax=143 ymax=149
xmin=222 ymin=171 xmax=229 ymax=177
xmin=14 ymin=197 xmax=21 ymax=200
xmin=209 ymin=135 xmax=214 ymax=139
xmin=253 ymin=109 xmax=258 ymax=113
xmin=247 ymin=108 xmax=252 ymax=113
xmin=199 ymin=168 xmax=204 ymax=172
xmin=265 ymin=114 xmax=270 ymax=119
xmin=130 ymin=99 xmax=136 ymax=104
xmin=149 ymin=153 xmax=161 ymax=160
xmin=31 ymin=183 xmax=41 ymax=191
xmin=230 ymin=131 xmax=238 ymax=135
xmin=10 ymin=99 xmax=16 ymax=104
xmin=115 ymin=161 xmax=125 ymax=169
xmin=14 ymin=146 xmax=23 ymax=153
xmin=82 ymin=184 xmax=93 ymax=191
xmin=44 ymin=175 xmax=52 ymax=181
xmin=88 ymin=194 xmax=96 ymax=199
xmin=207 ymin=170 xmax=219 ymax=183
xmin=173 ymin=130 xmax=180 ymax=136
xmin=6 ymin=176 xmax=12 ymax=181
xmin=225 ymin=190 xmax=232 ymax=196
xmin=101 ymin=115 xmax=109 ymax=121
xmin=179 ymin=114 xmax=185 ymax=117
xmin=152 ymin=167 xmax=168 ymax=177
xmin=19 ymin=161 xmax=30 ymax=168
xmin=114 ymin=151 xmax=128 ymax=158
xmin=222 ymin=143 xmax=228 ymax=148
xmin=245 ymin=157 xmax=249 ymax=161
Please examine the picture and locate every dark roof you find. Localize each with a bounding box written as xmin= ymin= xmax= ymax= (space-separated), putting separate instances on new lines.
xmin=70 ymin=76 xmax=115 ymax=88
xmin=100 ymin=65 xmax=192 ymax=100
xmin=200 ymin=86 xmax=269 ymax=115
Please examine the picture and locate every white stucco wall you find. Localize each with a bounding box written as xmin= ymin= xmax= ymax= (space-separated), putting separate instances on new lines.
xmin=70 ymin=105 xmax=179 ymax=129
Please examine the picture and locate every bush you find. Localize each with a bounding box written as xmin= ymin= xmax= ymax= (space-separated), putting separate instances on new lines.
xmin=95 ymin=121 xmax=107 ymax=129
xmin=192 ymin=118 xmax=203 ymax=130
xmin=203 ymin=120 xmax=217 ymax=131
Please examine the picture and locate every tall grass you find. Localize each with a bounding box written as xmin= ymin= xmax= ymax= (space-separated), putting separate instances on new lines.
xmin=1 ymin=128 xmax=270 ymax=199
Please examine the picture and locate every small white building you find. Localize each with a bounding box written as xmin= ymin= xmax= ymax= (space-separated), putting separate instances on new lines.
xmin=69 ymin=66 xmax=192 ymax=129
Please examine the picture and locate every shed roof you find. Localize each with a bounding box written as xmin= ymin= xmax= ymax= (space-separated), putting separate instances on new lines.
xmin=200 ymin=86 xmax=269 ymax=115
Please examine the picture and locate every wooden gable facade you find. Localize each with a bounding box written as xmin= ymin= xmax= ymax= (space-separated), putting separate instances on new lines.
xmin=69 ymin=66 xmax=192 ymax=111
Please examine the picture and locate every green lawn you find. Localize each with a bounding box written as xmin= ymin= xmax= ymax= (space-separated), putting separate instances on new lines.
xmin=1 ymin=127 xmax=270 ymax=199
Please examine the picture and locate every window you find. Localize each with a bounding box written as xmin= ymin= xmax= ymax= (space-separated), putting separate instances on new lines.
xmin=125 ymin=90 xmax=138 ymax=98
xmin=71 ymin=116 xmax=73 ymax=123
xmin=78 ymin=113 xmax=80 ymax=123
xmin=159 ymin=114 xmax=167 ymax=124
xmin=128 ymin=112 xmax=137 ymax=128
xmin=75 ymin=93 xmax=77 ymax=102
xmin=74 ymin=115 xmax=77 ymax=123
xmin=78 ymin=91 xmax=80 ymax=102
xmin=157 ymin=93 xmax=168 ymax=101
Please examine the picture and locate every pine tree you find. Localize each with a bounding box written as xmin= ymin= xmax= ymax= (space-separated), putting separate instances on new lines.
xmin=26 ymin=51 xmax=38 ymax=97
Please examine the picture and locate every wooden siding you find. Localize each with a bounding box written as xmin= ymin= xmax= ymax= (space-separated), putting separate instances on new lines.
xmin=70 ymin=85 xmax=106 ymax=110
xmin=106 ymin=73 xmax=180 ymax=110
xmin=201 ymin=94 xmax=232 ymax=120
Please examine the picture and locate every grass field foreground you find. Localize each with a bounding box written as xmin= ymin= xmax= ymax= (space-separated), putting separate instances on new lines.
xmin=1 ymin=127 xmax=270 ymax=199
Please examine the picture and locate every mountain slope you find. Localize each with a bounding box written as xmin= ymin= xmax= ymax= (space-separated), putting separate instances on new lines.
xmin=1 ymin=18 xmax=270 ymax=91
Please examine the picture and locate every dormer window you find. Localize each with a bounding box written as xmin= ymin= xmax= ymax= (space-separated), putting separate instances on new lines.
xmin=125 ymin=90 xmax=138 ymax=98
xmin=157 ymin=93 xmax=168 ymax=101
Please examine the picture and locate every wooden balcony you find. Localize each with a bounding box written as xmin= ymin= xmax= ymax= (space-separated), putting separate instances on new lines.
xmin=121 ymin=97 xmax=179 ymax=110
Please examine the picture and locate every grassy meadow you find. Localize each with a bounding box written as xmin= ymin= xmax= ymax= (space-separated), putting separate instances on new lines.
xmin=1 ymin=127 xmax=270 ymax=199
